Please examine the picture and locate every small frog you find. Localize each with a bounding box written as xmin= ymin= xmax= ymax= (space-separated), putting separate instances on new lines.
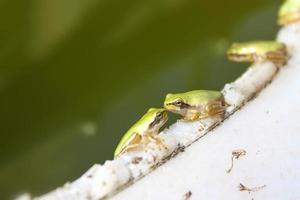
xmin=227 ymin=41 xmax=287 ymax=66
xmin=164 ymin=90 xmax=226 ymax=121
xmin=114 ymin=108 xmax=168 ymax=158
xmin=278 ymin=0 xmax=300 ymax=26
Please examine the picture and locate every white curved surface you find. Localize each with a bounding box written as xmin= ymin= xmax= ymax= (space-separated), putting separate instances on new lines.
xmin=110 ymin=25 xmax=300 ymax=200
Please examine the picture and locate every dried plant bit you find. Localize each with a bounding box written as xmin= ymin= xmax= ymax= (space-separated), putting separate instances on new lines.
xmin=164 ymin=90 xmax=227 ymax=121
xmin=183 ymin=190 xmax=192 ymax=200
xmin=232 ymin=149 xmax=247 ymax=158
xmin=278 ymin=0 xmax=300 ymax=26
xmin=227 ymin=41 xmax=288 ymax=67
xmin=226 ymin=149 xmax=247 ymax=173
xmin=168 ymin=144 xmax=185 ymax=159
xmin=238 ymin=183 xmax=266 ymax=193
xmin=131 ymin=157 xmax=143 ymax=164
xmin=114 ymin=108 xmax=168 ymax=158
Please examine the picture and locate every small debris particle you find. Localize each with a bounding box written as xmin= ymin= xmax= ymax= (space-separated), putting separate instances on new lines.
xmin=87 ymin=174 xmax=93 ymax=178
xmin=232 ymin=149 xmax=247 ymax=159
xmin=169 ymin=144 xmax=185 ymax=158
xmin=86 ymin=194 xmax=92 ymax=200
xmin=198 ymin=126 xmax=205 ymax=132
xmin=226 ymin=149 xmax=247 ymax=173
xmin=183 ymin=190 xmax=192 ymax=200
xmin=131 ymin=157 xmax=143 ymax=164
xmin=102 ymin=181 xmax=107 ymax=186
xmin=238 ymin=183 xmax=266 ymax=193
xmin=151 ymin=144 xmax=184 ymax=170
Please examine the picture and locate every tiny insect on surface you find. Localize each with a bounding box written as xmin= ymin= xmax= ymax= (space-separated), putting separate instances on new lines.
xmin=164 ymin=90 xmax=226 ymax=121
xmin=114 ymin=108 xmax=168 ymax=158
xmin=278 ymin=0 xmax=300 ymax=26
xmin=227 ymin=41 xmax=288 ymax=66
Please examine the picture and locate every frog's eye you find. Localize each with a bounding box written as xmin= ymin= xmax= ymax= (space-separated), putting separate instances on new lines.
xmin=174 ymin=100 xmax=183 ymax=106
xmin=156 ymin=112 xmax=163 ymax=119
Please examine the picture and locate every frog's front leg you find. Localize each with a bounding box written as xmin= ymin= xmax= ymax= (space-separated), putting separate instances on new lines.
xmin=122 ymin=143 xmax=144 ymax=154
xmin=182 ymin=110 xmax=200 ymax=121
xmin=144 ymin=133 xmax=168 ymax=150
xmin=182 ymin=110 xmax=208 ymax=131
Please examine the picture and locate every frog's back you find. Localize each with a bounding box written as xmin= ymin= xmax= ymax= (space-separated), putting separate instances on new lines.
xmin=114 ymin=130 xmax=132 ymax=157
xmin=242 ymin=41 xmax=284 ymax=54
xmin=186 ymin=90 xmax=223 ymax=105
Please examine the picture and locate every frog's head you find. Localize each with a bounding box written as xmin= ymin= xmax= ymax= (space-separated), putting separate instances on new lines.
xmin=226 ymin=42 xmax=255 ymax=62
xmin=164 ymin=93 xmax=190 ymax=115
xmin=145 ymin=108 xmax=168 ymax=131
xmin=113 ymin=108 xmax=167 ymax=158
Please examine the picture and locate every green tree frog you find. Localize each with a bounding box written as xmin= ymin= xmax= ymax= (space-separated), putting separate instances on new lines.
xmin=278 ymin=0 xmax=300 ymax=26
xmin=227 ymin=41 xmax=287 ymax=66
xmin=114 ymin=108 xmax=168 ymax=158
xmin=164 ymin=90 xmax=226 ymax=121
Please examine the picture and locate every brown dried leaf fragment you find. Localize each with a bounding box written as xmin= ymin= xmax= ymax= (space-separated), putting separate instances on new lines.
xmin=226 ymin=149 xmax=247 ymax=173
xmin=239 ymin=183 xmax=266 ymax=193
xmin=183 ymin=190 xmax=192 ymax=200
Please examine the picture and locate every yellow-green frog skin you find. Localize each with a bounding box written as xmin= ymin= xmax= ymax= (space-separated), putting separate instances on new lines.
xmin=227 ymin=41 xmax=287 ymax=66
xmin=164 ymin=90 xmax=226 ymax=121
xmin=114 ymin=108 xmax=168 ymax=158
xmin=278 ymin=0 xmax=300 ymax=26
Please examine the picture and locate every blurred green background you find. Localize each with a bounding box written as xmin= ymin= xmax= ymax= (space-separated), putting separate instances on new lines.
xmin=0 ymin=0 xmax=281 ymax=199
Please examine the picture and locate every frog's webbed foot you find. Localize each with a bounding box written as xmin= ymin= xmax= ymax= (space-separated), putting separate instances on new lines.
xmin=177 ymin=111 xmax=207 ymax=131
xmin=184 ymin=111 xmax=207 ymax=131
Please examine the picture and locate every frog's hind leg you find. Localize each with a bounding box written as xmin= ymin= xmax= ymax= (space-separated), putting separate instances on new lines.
xmin=195 ymin=101 xmax=226 ymax=131
xmin=119 ymin=133 xmax=143 ymax=155
xmin=266 ymin=49 xmax=288 ymax=66
xmin=204 ymin=100 xmax=227 ymax=118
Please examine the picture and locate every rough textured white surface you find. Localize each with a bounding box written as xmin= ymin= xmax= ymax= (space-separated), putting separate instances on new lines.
xmin=277 ymin=21 xmax=300 ymax=54
xmin=24 ymin=15 xmax=300 ymax=200
xmin=223 ymin=62 xmax=277 ymax=107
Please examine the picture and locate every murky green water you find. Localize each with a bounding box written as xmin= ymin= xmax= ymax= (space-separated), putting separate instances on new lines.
xmin=0 ymin=0 xmax=280 ymax=199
